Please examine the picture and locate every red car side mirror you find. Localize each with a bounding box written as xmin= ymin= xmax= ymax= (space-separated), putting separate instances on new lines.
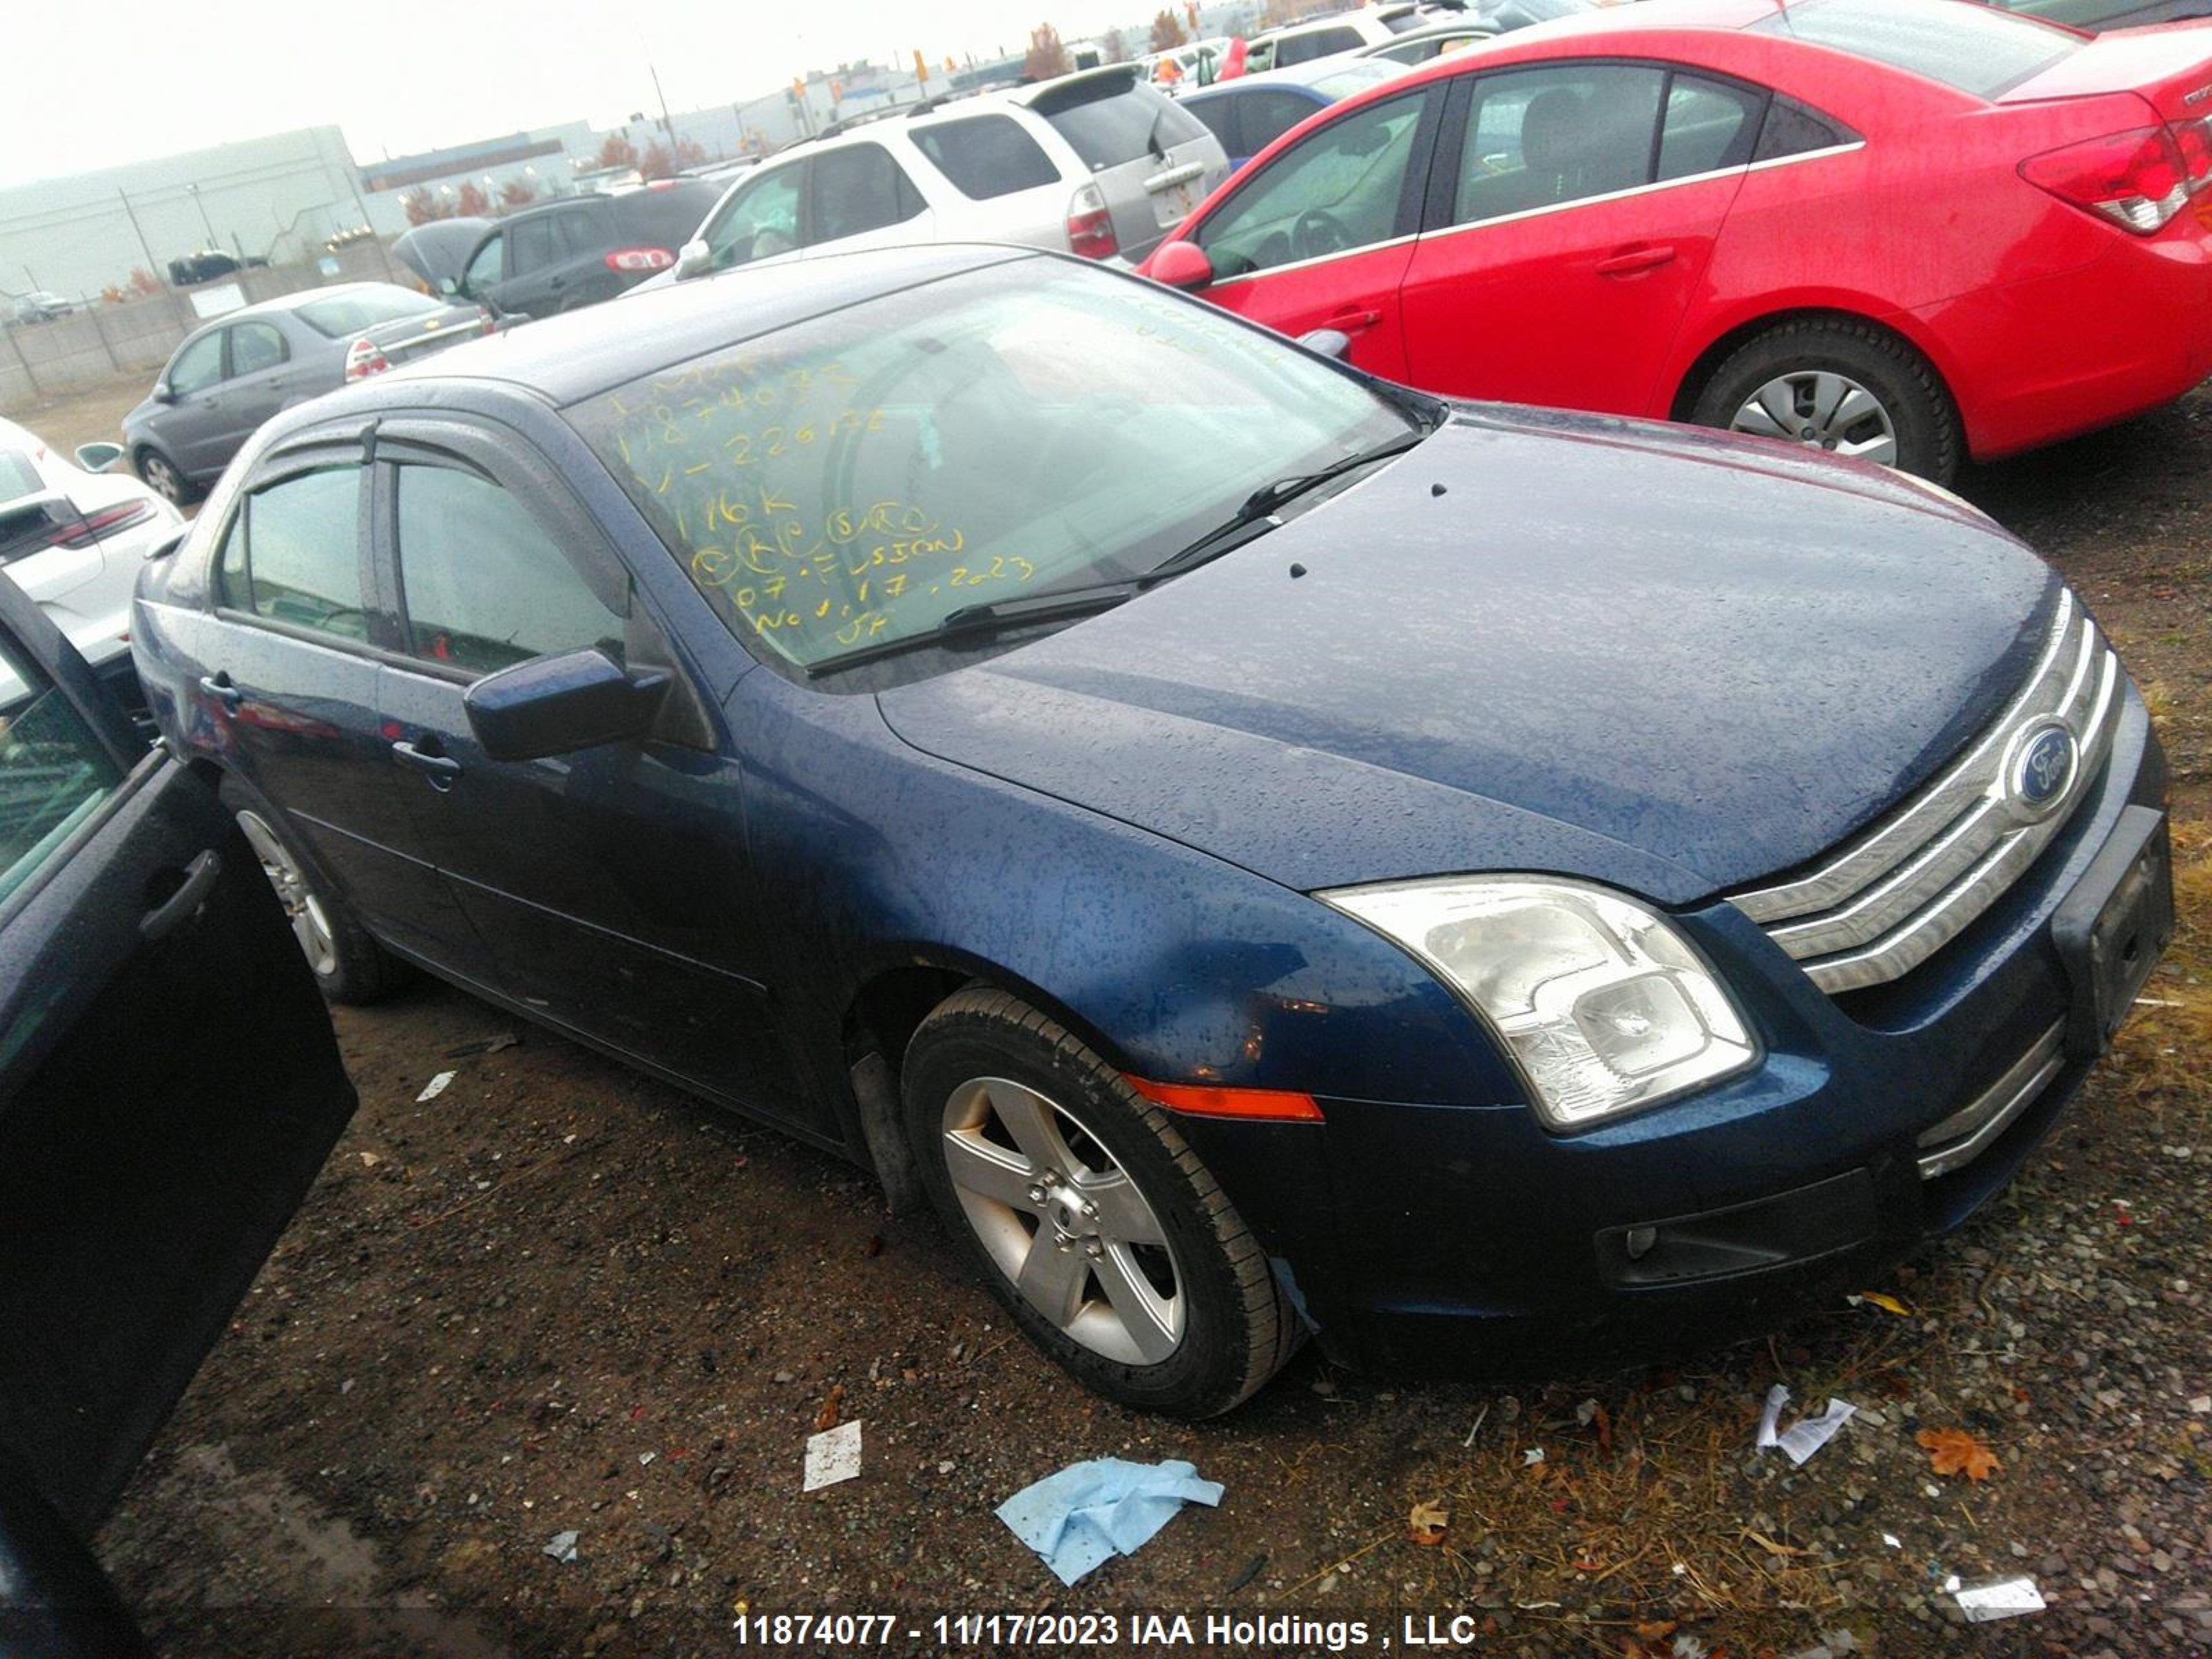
xmin=1149 ymin=241 xmax=1215 ymax=292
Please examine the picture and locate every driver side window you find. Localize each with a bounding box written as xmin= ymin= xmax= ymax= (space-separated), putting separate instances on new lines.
xmin=462 ymin=234 xmax=505 ymax=296
xmin=707 ymin=165 xmax=803 ymax=271
xmin=1196 ymin=91 xmax=1430 ymax=279
xmin=215 ymin=467 xmax=369 ymax=642
xmin=167 ymin=332 xmax=225 ymax=397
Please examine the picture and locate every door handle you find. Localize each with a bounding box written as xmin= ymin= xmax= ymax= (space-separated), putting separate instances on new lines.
xmin=392 ymin=738 xmax=463 ymax=789
xmin=199 ymin=673 xmax=243 ymax=711
xmin=141 ymin=850 xmax=221 ymax=941
xmin=1319 ymin=309 xmax=1382 ymax=331
xmin=1595 ymin=245 xmax=1676 ymax=277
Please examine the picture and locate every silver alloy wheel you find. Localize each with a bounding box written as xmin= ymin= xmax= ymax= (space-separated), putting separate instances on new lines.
xmin=140 ymin=452 xmax=185 ymax=504
xmin=234 ymin=809 xmax=338 ymax=978
xmin=939 ymin=1076 xmax=1183 ymax=1366
xmin=1729 ymin=371 xmax=1898 ymax=467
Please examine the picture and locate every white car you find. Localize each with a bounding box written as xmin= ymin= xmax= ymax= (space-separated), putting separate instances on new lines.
xmin=1248 ymin=2 xmax=1470 ymax=71
xmin=0 ymin=419 xmax=182 ymax=711
xmin=653 ymin=67 xmax=1229 ymax=285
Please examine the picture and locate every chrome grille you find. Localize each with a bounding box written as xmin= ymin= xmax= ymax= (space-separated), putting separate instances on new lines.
xmin=1732 ymin=594 xmax=2121 ymax=994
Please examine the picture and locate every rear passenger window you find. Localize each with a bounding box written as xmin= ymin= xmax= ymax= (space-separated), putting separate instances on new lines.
xmin=1244 ymin=90 xmax=1324 ymax=154
xmin=508 ymin=216 xmax=557 ymax=274
xmin=806 ymin=143 xmax=927 ymax=244
xmin=395 ymin=466 xmax=626 ymax=676
xmin=219 ymin=467 xmax=368 ymax=641
xmin=1038 ymin=79 xmax=1208 ymax=171
xmin=1753 ymin=96 xmax=1856 ymax=162
xmin=913 ymin=115 xmax=1061 ymax=199
xmin=1453 ymin=66 xmax=1667 ymax=225
xmin=1657 ymin=75 xmax=1765 ymax=180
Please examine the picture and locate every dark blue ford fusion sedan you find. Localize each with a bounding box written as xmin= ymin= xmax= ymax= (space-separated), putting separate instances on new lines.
xmin=132 ymin=244 xmax=2172 ymax=1416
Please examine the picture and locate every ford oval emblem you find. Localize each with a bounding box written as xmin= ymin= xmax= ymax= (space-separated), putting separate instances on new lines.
xmin=2005 ymin=721 xmax=2078 ymax=820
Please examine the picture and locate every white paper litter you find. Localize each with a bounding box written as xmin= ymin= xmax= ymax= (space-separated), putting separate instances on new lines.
xmin=1756 ymin=1383 xmax=1856 ymax=1465
xmin=803 ymin=1419 xmax=863 ymax=1490
xmin=541 ymin=1530 xmax=579 ymax=1564
xmin=1521 ymin=1446 xmax=1545 ymax=1466
xmin=1951 ymin=1575 xmax=2045 ymax=1622
xmin=417 ymin=1071 xmax=455 ymax=1102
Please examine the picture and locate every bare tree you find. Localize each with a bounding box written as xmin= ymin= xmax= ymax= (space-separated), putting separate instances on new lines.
xmin=1150 ymin=10 xmax=1188 ymax=50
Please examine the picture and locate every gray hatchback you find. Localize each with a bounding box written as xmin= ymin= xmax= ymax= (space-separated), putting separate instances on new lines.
xmin=122 ymin=283 xmax=486 ymax=505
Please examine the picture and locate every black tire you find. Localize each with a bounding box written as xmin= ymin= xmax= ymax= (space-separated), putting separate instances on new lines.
xmin=221 ymin=782 xmax=410 ymax=1005
xmin=1688 ymin=318 xmax=1962 ymax=485
xmin=903 ymin=987 xmax=1301 ymax=1417
xmin=133 ymin=447 xmax=196 ymax=507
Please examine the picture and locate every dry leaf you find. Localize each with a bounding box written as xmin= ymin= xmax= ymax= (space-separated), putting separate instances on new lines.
xmin=1918 ymin=1425 xmax=2000 ymax=1481
xmin=814 ymin=1384 xmax=846 ymax=1433
xmin=1855 ymin=1289 xmax=1912 ymax=1316
xmin=1633 ymin=1622 xmax=1678 ymax=1642
xmin=1407 ymin=1498 xmax=1450 ymax=1545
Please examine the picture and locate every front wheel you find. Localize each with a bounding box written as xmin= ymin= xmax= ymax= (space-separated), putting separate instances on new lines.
xmin=1689 ymin=319 xmax=1961 ymax=484
xmin=903 ymin=988 xmax=1301 ymax=1416
xmin=134 ymin=447 xmax=192 ymax=506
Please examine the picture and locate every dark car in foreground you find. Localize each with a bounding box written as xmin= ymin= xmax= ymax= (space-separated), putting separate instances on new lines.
xmin=121 ymin=283 xmax=487 ymax=505
xmin=0 ymin=572 xmax=355 ymax=1649
xmin=451 ymin=183 xmax=719 ymax=320
xmin=133 ymin=245 xmax=2171 ymax=1416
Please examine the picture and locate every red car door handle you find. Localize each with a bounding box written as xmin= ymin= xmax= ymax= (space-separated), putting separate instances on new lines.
xmin=1320 ymin=310 xmax=1382 ymax=330
xmin=1596 ymin=246 xmax=1677 ymax=277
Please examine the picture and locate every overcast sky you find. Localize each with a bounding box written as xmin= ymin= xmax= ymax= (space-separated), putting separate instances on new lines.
xmin=1 ymin=0 xmax=1143 ymax=187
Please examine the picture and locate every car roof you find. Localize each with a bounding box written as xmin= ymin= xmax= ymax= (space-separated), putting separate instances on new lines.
xmin=373 ymin=242 xmax=1037 ymax=408
xmin=216 ymin=281 xmax=420 ymax=324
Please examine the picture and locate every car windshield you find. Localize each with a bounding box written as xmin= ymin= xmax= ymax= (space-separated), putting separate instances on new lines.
xmin=1751 ymin=0 xmax=2078 ymax=97
xmin=570 ymin=257 xmax=1419 ymax=678
xmin=294 ymin=288 xmax=439 ymax=337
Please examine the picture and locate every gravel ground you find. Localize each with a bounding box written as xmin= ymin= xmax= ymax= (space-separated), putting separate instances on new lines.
xmin=74 ymin=394 xmax=2212 ymax=1659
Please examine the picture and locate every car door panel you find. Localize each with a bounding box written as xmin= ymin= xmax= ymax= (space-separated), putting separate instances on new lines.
xmin=1398 ymin=65 xmax=1754 ymax=414
xmin=218 ymin=320 xmax=298 ymax=455
xmin=369 ymin=431 xmax=808 ymax=1125
xmin=0 ymin=572 xmax=354 ymax=1537
xmin=189 ymin=456 xmax=487 ymax=975
xmin=159 ymin=332 xmax=231 ymax=478
xmin=1188 ymin=87 xmax=1444 ymax=379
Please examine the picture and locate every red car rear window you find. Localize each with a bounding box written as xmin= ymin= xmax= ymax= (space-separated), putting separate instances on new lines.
xmin=1751 ymin=0 xmax=2079 ymax=97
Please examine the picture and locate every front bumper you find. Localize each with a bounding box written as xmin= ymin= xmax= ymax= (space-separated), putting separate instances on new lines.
xmin=1183 ymin=686 xmax=2168 ymax=1376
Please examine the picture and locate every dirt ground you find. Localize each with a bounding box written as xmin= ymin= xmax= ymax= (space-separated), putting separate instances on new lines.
xmin=6 ymin=373 xmax=151 ymax=466
xmin=58 ymin=389 xmax=2212 ymax=1658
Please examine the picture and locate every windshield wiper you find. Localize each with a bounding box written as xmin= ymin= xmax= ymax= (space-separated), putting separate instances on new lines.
xmin=803 ymin=583 xmax=1138 ymax=678
xmin=805 ymin=424 xmax=1435 ymax=679
xmin=1145 ymin=424 xmax=1433 ymax=583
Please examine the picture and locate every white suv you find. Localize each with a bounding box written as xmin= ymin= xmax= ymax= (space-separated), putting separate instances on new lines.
xmin=0 ymin=420 xmax=182 ymax=713
xmin=1248 ymin=3 xmax=1471 ymax=71
xmin=657 ymin=68 xmax=1229 ymax=283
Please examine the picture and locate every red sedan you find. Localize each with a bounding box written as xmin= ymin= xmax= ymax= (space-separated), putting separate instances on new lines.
xmin=1139 ymin=0 xmax=2212 ymax=480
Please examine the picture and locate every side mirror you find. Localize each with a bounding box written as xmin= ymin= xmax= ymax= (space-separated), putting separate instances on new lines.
xmin=1148 ymin=240 xmax=1214 ymax=291
xmin=1297 ymin=328 xmax=1353 ymax=361
xmin=144 ymin=524 xmax=190 ymax=563
xmin=674 ymin=238 xmax=713 ymax=281
xmin=73 ymin=442 xmax=124 ymax=473
xmin=151 ymin=383 xmax=174 ymax=404
xmin=463 ymin=648 xmax=668 ymax=761
xmin=438 ymin=276 xmax=460 ymax=297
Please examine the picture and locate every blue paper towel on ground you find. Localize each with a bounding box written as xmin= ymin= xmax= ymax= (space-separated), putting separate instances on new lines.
xmin=996 ymin=1458 xmax=1224 ymax=1585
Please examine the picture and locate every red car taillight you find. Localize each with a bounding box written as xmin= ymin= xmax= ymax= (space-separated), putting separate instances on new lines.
xmin=606 ymin=247 xmax=675 ymax=273
xmin=2020 ymin=120 xmax=2212 ymax=234
xmin=344 ymin=337 xmax=391 ymax=380
xmin=1066 ymin=184 xmax=1119 ymax=261
xmin=51 ymin=499 xmax=158 ymax=548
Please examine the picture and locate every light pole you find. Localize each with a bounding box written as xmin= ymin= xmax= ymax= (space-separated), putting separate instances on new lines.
xmin=185 ymin=182 xmax=216 ymax=248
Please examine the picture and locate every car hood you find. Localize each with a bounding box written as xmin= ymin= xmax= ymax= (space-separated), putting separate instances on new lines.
xmin=876 ymin=406 xmax=2059 ymax=905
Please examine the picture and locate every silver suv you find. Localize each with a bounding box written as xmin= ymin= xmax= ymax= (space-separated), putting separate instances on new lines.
xmin=657 ymin=68 xmax=1229 ymax=283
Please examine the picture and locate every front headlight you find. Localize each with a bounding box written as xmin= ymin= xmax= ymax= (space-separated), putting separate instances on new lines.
xmin=1318 ymin=877 xmax=1758 ymax=1130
